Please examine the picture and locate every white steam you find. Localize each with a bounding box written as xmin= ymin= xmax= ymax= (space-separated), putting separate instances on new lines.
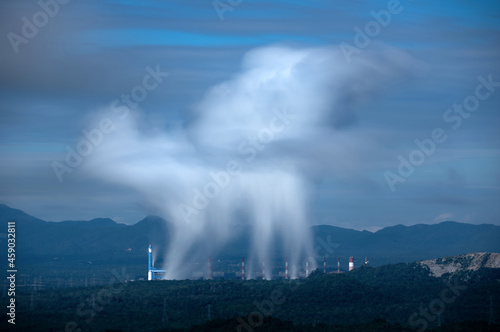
xmin=83 ymin=44 xmax=423 ymax=279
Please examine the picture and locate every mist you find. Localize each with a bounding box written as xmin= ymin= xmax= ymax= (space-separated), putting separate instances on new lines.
xmin=83 ymin=44 xmax=423 ymax=279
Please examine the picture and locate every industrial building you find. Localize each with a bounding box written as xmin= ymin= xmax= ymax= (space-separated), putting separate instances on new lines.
xmin=147 ymin=245 xmax=166 ymax=280
xmin=147 ymin=245 xmax=365 ymax=280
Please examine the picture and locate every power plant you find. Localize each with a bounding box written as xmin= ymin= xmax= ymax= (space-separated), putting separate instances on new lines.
xmin=147 ymin=245 xmax=166 ymax=280
xmin=147 ymin=246 xmax=365 ymax=280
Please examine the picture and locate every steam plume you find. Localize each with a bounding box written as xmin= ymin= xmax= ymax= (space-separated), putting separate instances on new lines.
xmin=84 ymin=44 xmax=422 ymax=279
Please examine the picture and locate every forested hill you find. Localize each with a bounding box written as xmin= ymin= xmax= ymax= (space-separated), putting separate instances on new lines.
xmin=2 ymin=261 xmax=499 ymax=331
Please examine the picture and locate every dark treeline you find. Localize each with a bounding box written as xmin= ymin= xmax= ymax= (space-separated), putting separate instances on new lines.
xmin=1 ymin=263 xmax=499 ymax=331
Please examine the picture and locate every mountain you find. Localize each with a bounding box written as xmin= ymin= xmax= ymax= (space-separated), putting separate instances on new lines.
xmin=0 ymin=203 xmax=46 ymax=230
xmin=0 ymin=204 xmax=171 ymax=264
xmin=0 ymin=204 xmax=499 ymax=267
xmin=310 ymin=221 xmax=500 ymax=266
xmin=419 ymin=252 xmax=500 ymax=277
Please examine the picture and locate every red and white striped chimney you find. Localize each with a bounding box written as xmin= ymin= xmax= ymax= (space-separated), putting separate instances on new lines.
xmin=306 ymin=258 xmax=309 ymax=278
xmin=337 ymin=257 xmax=340 ymax=273
xmin=208 ymin=257 xmax=213 ymax=280
xmin=349 ymin=256 xmax=354 ymax=271
xmin=242 ymin=257 xmax=245 ymax=280
xmin=324 ymin=257 xmax=326 ymax=273
xmin=285 ymin=257 xmax=288 ymax=280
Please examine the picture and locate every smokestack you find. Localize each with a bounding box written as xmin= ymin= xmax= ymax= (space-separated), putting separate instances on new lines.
xmin=262 ymin=262 xmax=266 ymax=280
xmin=306 ymin=258 xmax=309 ymax=278
xmin=148 ymin=245 xmax=152 ymax=281
xmin=324 ymin=257 xmax=326 ymax=274
xmin=208 ymin=257 xmax=213 ymax=280
xmin=337 ymin=257 xmax=340 ymax=273
xmin=349 ymin=256 xmax=354 ymax=271
xmin=242 ymin=257 xmax=245 ymax=280
xmin=285 ymin=257 xmax=288 ymax=280
xmin=365 ymin=257 xmax=368 ymax=265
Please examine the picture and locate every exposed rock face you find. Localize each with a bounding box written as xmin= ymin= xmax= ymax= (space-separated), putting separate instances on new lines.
xmin=419 ymin=252 xmax=500 ymax=277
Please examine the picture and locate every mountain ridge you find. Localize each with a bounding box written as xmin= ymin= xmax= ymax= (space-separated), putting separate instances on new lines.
xmin=0 ymin=203 xmax=498 ymax=267
xmin=2 ymin=202 xmax=495 ymax=231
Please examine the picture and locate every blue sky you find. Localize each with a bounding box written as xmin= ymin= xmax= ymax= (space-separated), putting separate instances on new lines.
xmin=0 ymin=0 xmax=499 ymax=231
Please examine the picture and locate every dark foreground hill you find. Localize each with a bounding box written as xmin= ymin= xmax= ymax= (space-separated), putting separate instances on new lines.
xmin=1 ymin=203 xmax=499 ymax=270
xmin=1 ymin=262 xmax=499 ymax=332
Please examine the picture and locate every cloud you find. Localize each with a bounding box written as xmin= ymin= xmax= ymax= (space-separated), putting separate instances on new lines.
xmin=80 ymin=44 xmax=424 ymax=278
xmin=434 ymin=213 xmax=454 ymax=223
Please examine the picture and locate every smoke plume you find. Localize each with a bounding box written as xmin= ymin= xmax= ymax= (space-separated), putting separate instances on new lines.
xmin=83 ymin=44 xmax=422 ymax=279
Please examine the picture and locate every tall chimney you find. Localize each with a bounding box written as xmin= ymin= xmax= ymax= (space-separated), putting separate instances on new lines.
xmin=365 ymin=257 xmax=368 ymax=265
xmin=262 ymin=262 xmax=266 ymax=280
xmin=306 ymin=258 xmax=309 ymax=278
xmin=349 ymin=256 xmax=354 ymax=271
xmin=208 ymin=257 xmax=213 ymax=280
xmin=285 ymin=257 xmax=288 ymax=280
xmin=324 ymin=257 xmax=326 ymax=273
xmin=148 ymin=245 xmax=152 ymax=281
xmin=337 ymin=257 xmax=340 ymax=273
xmin=242 ymin=257 xmax=245 ymax=280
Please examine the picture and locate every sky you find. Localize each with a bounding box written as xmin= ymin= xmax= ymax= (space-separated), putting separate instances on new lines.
xmin=0 ymin=0 xmax=499 ymax=231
